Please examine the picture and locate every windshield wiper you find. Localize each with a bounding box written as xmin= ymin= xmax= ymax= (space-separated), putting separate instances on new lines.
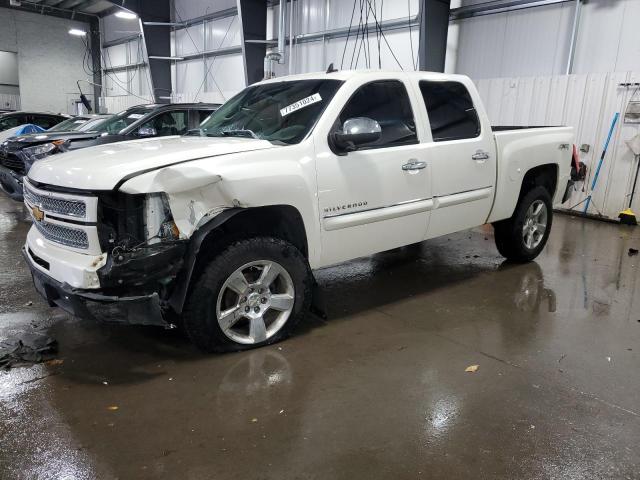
xmin=219 ymin=129 xmax=259 ymax=139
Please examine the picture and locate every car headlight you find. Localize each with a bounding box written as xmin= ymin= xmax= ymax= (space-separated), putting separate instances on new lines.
xmin=146 ymin=193 xmax=181 ymax=242
xmin=22 ymin=142 xmax=58 ymax=160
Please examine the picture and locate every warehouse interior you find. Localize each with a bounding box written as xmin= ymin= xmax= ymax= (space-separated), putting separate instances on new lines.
xmin=2 ymin=0 xmax=640 ymax=478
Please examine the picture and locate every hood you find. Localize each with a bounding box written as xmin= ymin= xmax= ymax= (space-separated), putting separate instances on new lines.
xmin=5 ymin=131 xmax=102 ymax=147
xmin=28 ymin=136 xmax=277 ymax=191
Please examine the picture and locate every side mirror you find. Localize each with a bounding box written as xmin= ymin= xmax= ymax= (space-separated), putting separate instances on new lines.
xmin=137 ymin=126 xmax=157 ymax=137
xmin=332 ymin=117 xmax=381 ymax=153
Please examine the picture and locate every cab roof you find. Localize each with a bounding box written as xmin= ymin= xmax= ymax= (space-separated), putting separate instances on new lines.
xmin=256 ymin=69 xmax=470 ymax=85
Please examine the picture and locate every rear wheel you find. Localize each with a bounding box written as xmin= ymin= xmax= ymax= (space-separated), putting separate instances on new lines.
xmin=494 ymin=186 xmax=553 ymax=262
xmin=182 ymin=237 xmax=312 ymax=352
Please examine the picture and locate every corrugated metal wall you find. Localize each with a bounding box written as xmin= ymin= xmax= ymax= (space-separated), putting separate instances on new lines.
xmin=0 ymin=94 xmax=20 ymax=111
xmin=454 ymin=0 xmax=640 ymax=80
xmin=267 ymin=0 xmax=421 ymax=76
xmin=475 ymin=72 xmax=640 ymax=220
xmin=103 ymin=95 xmax=153 ymax=114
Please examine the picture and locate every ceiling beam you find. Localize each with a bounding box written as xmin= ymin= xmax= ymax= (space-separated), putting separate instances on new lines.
xmin=0 ymin=0 xmax=96 ymax=22
xmin=450 ymin=0 xmax=573 ymax=20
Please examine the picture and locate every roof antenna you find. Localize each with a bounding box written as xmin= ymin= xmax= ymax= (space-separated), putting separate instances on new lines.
xmin=326 ymin=63 xmax=338 ymax=74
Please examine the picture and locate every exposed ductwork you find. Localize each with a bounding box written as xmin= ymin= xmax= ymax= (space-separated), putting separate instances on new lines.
xmin=264 ymin=0 xmax=287 ymax=79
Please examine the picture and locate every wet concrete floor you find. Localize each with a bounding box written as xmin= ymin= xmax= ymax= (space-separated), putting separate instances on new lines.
xmin=1 ymin=193 xmax=640 ymax=479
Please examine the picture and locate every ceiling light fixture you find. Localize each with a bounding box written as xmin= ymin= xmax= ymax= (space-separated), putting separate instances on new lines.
xmin=115 ymin=10 xmax=138 ymax=20
xmin=68 ymin=29 xmax=87 ymax=36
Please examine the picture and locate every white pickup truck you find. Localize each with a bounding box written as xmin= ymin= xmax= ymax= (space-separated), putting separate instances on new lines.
xmin=23 ymin=70 xmax=573 ymax=351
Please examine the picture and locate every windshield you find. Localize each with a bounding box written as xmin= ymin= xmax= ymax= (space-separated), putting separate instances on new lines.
xmin=0 ymin=115 xmax=20 ymax=132
xmin=47 ymin=117 xmax=90 ymax=132
xmin=78 ymin=117 xmax=110 ymax=132
xmin=199 ymin=79 xmax=343 ymax=144
xmin=93 ymin=107 xmax=154 ymax=134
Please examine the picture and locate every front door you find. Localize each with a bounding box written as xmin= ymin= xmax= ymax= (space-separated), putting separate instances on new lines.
xmin=316 ymin=79 xmax=432 ymax=266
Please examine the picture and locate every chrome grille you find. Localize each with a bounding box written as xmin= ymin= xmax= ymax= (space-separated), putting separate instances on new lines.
xmin=32 ymin=219 xmax=89 ymax=250
xmin=24 ymin=183 xmax=87 ymax=218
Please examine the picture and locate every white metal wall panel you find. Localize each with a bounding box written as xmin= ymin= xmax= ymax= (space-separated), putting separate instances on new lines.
xmin=103 ymin=95 xmax=152 ymax=114
xmin=173 ymin=0 xmax=236 ymax=22
xmin=475 ymin=72 xmax=640 ymax=220
xmin=501 ymin=2 xmax=572 ymax=77
xmin=456 ymin=2 xmax=573 ymax=79
xmin=614 ymin=1 xmax=640 ymax=72
xmin=455 ymin=14 xmax=507 ymax=79
xmin=572 ymin=0 xmax=626 ymax=74
xmin=175 ymin=24 xmax=205 ymax=56
xmin=0 ymin=94 xmax=20 ymax=110
xmin=205 ymin=16 xmax=241 ymax=50
xmin=529 ymin=76 xmax=552 ymax=126
xmin=545 ymin=75 xmax=569 ymax=125
xmin=175 ymin=59 xmax=205 ymax=94
xmin=456 ymin=0 xmax=640 ymax=78
xmin=205 ymin=54 xmax=245 ymax=99
xmin=104 ymin=70 xmax=129 ymax=96
xmin=105 ymin=43 xmax=127 ymax=68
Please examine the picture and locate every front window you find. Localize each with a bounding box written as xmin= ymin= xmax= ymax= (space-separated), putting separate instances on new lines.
xmin=94 ymin=107 xmax=156 ymax=135
xmin=199 ymin=79 xmax=343 ymax=145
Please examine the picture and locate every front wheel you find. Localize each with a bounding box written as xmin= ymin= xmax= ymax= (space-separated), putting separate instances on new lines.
xmin=493 ymin=186 xmax=553 ymax=262
xmin=182 ymin=237 xmax=312 ymax=352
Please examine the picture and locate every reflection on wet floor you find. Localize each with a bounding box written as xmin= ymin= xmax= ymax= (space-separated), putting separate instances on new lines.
xmin=1 ymin=193 xmax=640 ymax=479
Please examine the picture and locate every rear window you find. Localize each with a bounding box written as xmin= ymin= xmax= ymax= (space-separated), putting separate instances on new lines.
xmin=419 ymin=81 xmax=480 ymax=142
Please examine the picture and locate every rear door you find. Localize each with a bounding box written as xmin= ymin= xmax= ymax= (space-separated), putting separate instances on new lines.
xmin=417 ymin=80 xmax=497 ymax=238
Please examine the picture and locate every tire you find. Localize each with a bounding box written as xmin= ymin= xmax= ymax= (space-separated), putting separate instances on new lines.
xmin=182 ymin=237 xmax=312 ymax=352
xmin=493 ymin=186 xmax=553 ymax=263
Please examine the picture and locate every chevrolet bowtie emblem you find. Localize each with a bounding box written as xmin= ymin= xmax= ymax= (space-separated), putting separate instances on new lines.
xmin=31 ymin=205 xmax=44 ymax=222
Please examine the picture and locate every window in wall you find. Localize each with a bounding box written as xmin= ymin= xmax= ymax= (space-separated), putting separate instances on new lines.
xmin=419 ymin=81 xmax=481 ymax=142
xmin=338 ymin=80 xmax=417 ymax=149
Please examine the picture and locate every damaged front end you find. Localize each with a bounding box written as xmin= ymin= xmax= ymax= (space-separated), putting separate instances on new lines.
xmin=24 ymin=167 xmax=237 ymax=328
xmin=89 ymin=191 xmax=188 ymax=325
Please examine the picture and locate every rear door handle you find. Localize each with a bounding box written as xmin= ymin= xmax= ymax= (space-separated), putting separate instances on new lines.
xmin=402 ymin=159 xmax=427 ymax=171
xmin=471 ymin=151 xmax=490 ymax=161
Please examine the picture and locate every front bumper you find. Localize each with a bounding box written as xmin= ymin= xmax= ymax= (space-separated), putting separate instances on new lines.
xmin=23 ymin=246 xmax=168 ymax=327
xmin=0 ymin=165 xmax=24 ymax=201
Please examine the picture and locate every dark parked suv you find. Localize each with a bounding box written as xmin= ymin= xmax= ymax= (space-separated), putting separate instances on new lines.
xmin=0 ymin=103 xmax=219 ymax=200
xmin=0 ymin=111 xmax=70 ymax=132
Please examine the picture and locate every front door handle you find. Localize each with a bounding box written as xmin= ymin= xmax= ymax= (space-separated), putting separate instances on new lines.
xmin=402 ymin=159 xmax=427 ymax=171
xmin=471 ymin=151 xmax=490 ymax=161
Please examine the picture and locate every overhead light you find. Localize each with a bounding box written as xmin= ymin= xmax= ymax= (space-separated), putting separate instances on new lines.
xmin=68 ymin=29 xmax=87 ymax=36
xmin=115 ymin=10 xmax=138 ymax=19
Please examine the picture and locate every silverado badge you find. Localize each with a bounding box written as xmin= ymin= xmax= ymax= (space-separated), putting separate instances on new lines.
xmin=31 ymin=206 xmax=44 ymax=222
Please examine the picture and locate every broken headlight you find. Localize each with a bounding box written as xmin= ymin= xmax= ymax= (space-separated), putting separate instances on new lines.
xmin=22 ymin=141 xmax=64 ymax=160
xmin=144 ymin=193 xmax=180 ymax=243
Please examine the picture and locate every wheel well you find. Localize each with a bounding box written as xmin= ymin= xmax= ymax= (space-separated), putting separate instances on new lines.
xmin=195 ymin=205 xmax=308 ymax=266
xmin=169 ymin=205 xmax=310 ymax=314
xmin=519 ymin=164 xmax=558 ymax=200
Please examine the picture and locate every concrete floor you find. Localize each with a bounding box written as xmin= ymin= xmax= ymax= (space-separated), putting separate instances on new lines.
xmin=1 ymin=194 xmax=640 ymax=480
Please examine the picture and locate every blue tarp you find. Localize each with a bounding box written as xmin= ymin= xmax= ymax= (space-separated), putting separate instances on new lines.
xmin=15 ymin=124 xmax=46 ymax=135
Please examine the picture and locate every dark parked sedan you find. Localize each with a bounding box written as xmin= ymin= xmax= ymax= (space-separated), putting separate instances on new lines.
xmin=0 ymin=103 xmax=219 ymax=200
xmin=0 ymin=111 xmax=70 ymax=132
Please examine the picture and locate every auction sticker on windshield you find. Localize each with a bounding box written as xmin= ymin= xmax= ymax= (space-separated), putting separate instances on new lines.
xmin=280 ymin=93 xmax=322 ymax=117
